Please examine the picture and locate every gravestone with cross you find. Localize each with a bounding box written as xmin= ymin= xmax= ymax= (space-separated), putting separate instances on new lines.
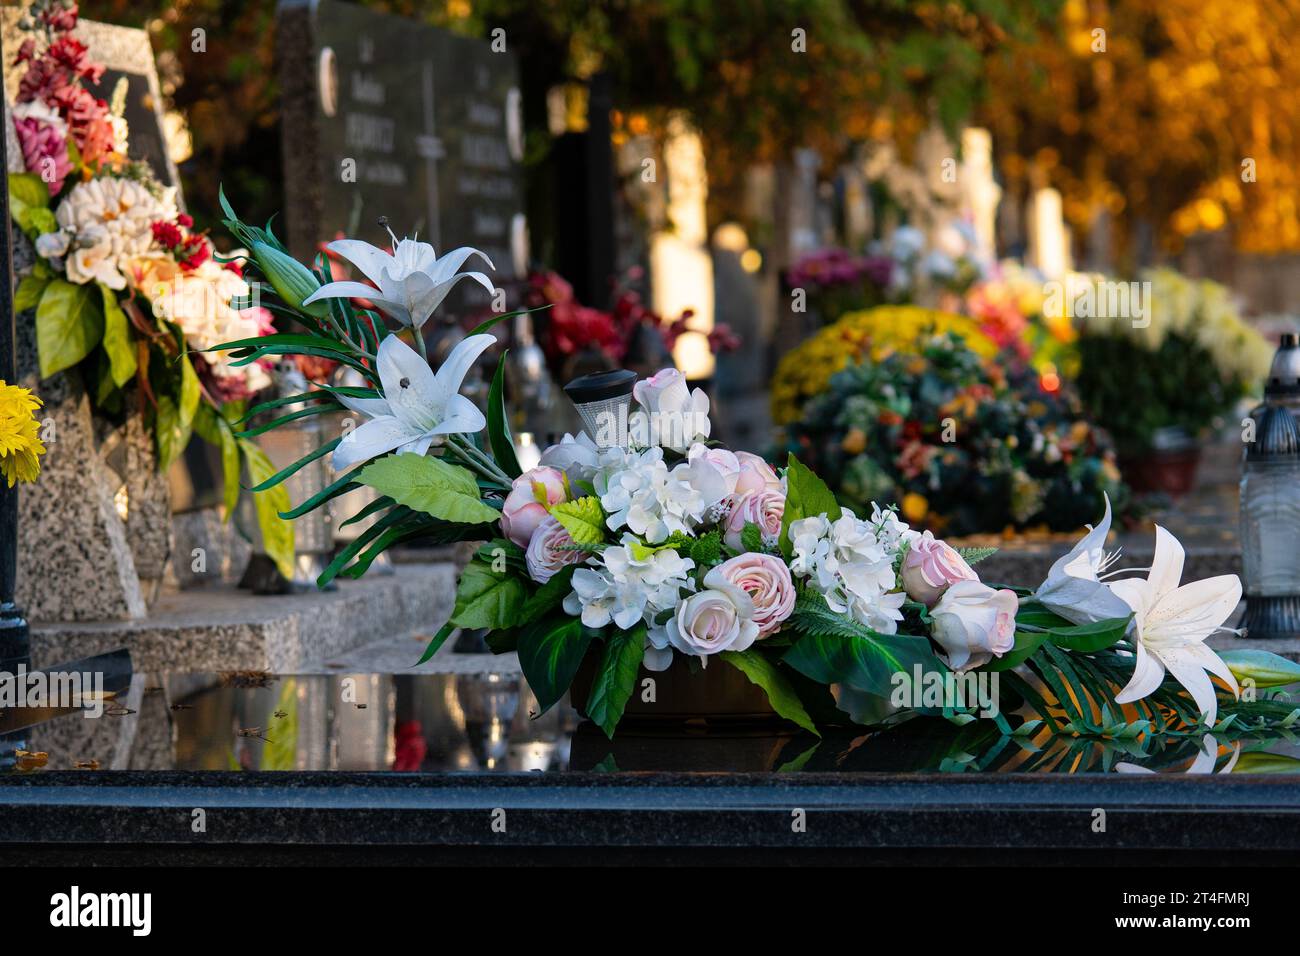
xmin=277 ymin=0 xmax=527 ymax=309
xmin=2 ymin=10 xmax=181 ymax=622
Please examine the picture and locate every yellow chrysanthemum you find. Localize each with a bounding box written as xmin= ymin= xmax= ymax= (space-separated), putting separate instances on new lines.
xmin=771 ymin=306 xmax=997 ymax=424
xmin=0 ymin=381 xmax=45 ymax=487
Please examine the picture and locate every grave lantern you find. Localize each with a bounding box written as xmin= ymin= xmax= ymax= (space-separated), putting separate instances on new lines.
xmin=1240 ymin=334 xmax=1300 ymax=639
xmin=563 ymin=369 xmax=638 ymax=449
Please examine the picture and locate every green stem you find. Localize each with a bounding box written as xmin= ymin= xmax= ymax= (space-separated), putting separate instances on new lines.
xmin=447 ymin=435 xmax=512 ymax=489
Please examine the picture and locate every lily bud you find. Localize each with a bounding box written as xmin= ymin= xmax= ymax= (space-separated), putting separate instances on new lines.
xmin=252 ymin=241 xmax=330 ymax=318
xmin=1219 ymin=649 xmax=1300 ymax=689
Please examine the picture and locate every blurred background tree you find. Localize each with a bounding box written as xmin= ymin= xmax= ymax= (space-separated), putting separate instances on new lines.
xmin=79 ymin=0 xmax=1057 ymax=246
xmin=981 ymin=0 xmax=1300 ymax=264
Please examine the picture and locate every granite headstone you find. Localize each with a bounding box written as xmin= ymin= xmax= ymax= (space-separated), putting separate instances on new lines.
xmin=2 ymin=11 xmax=181 ymax=621
xmin=277 ymin=0 xmax=526 ymax=309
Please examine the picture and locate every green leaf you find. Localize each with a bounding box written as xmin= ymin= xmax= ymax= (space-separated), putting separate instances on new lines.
xmin=784 ymin=626 xmax=944 ymax=698
xmin=1219 ymin=649 xmax=1300 ymax=689
xmin=192 ymin=403 xmax=241 ymax=519
xmin=153 ymin=394 xmax=191 ymax=471
xmin=248 ymin=436 xmax=340 ymax=493
xmin=359 ymin=452 xmax=502 ymax=525
xmin=980 ymin=630 xmax=1045 ymax=672
xmin=487 ymin=353 xmax=522 ymax=479
xmin=779 ymin=453 xmax=841 ymax=557
xmin=1015 ymin=609 xmax=1131 ymax=652
xmin=14 ymin=275 xmax=49 ymax=313
xmin=721 ymin=649 xmax=819 ymax=735
xmin=467 ymin=304 xmax=550 ymax=338
xmin=955 ymin=546 xmax=998 ymax=566
xmin=416 ymin=621 xmax=457 ymax=665
xmin=178 ymin=355 xmax=201 ymax=432
xmin=551 ymin=496 xmax=607 ymax=546
xmin=520 ymin=564 xmax=578 ymax=619
xmin=8 ymin=172 xmax=49 ymax=232
xmin=36 ymin=279 xmax=103 ymax=378
xmin=238 ymin=439 xmax=296 ymax=579
xmin=98 ymin=284 xmax=137 ymax=387
xmin=585 ymin=623 xmax=646 ymax=738
xmin=740 ymin=521 xmax=765 ymax=554
xmin=449 ymin=558 xmax=529 ymax=629
xmin=516 ymin=615 xmax=596 ymax=714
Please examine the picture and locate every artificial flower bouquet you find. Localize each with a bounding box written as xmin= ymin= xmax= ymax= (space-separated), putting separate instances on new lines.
xmin=1073 ymin=267 xmax=1273 ymax=455
xmin=7 ymin=2 xmax=291 ymax=570
xmin=213 ymin=200 xmax=1300 ymax=743
xmin=777 ymin=332 xmax=1125 ymax=535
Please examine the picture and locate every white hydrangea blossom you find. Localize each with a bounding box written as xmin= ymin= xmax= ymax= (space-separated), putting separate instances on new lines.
xmin=594 ymin=443 xmax=730 ymax=544
xmin=561 ymin=534 xmax=696 ymax=633
xmin=788 ymin=506 xmax=915 ymax=633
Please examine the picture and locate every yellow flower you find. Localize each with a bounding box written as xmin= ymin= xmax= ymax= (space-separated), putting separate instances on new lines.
xmin=0 ymin=381 xmax=45 ymax=487
xmin=901 ymin=492 xmax=929 ymax=523
xmin=771 ymin=306 xmax=996 ymax=423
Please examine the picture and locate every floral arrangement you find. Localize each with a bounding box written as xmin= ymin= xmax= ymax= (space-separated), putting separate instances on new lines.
xmin=770 ymin=305 xmax=995 ymax=425
xmin=6 ymin=2 xmax=289 ymax=568
xmin=523 ymin=268 xmax=738 ymax=379
xmin=778 ymin=333 xmax=1125 ymax=535
xmin=1073 ymin=268 xmax=1273 ymax=453
xmin=214 ymin=201 xmax=1300 ymax=744
xmin=0 ymin=382 xmax=45 ymax=486
xmin=783 ymin=247 xmax=894 ymax=321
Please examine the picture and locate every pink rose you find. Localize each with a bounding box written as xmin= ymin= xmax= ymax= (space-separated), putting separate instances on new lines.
xmin=525 ymin=515 xmax=584 ymax=583
xmin=929 ymin=580 xmax=1018 ymax=672
xmin=500 ymin=466 xmax=567 ymax=548
xmin=666 ymin=567 xmax=758 ymax=659
xmin=723 ymin=488 xmax=785 ymax=551
xmin=714 ymin=553 xmax=795 ymax=637
xmin=688 ymin=444 xmax=740 ymax=493
xmin=733 ymin=451 xmax=781 ymax=496
xmin=901 ymin=530 xmax=977 ymax=607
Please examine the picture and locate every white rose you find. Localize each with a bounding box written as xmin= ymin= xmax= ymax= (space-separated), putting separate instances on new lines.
xmin=665 ymin=567 xmax=759 ymax=662
xmin=632 ymin=367 xmax=710 ymax=452
xmin=929 ymin=580 xmax=1019 ymax=672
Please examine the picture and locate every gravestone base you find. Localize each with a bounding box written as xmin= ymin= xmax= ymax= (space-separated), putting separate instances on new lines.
xmin=28 ymin=562 xmax=457 ymax=674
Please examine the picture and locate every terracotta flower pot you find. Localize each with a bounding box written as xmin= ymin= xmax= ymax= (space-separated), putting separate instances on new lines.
xmin=1118 ymin=446 xmax=1202 ymax=497
xmin=569 ymin=650 xmax=780 ymax=725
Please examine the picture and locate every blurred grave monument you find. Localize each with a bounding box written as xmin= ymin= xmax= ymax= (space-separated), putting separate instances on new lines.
xmin=1 ymin=10 xmax=179 ymax=621
xmin=275 ymin=0 xmax=527 ymax=550
xmin=276 ymin=0 xmax=526 ymax=297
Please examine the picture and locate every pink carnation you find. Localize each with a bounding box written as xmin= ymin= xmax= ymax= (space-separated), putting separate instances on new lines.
xmin=13 ymin=116 xmax=71 ymax=194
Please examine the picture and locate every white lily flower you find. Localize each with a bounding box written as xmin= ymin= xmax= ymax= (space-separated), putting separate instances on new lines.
xmin=1110 ymin=526 xmax=1241 ymax=727
xmin=303 ymin=232 xmax=495 ymax=329
xmin=1115 ymin=735 xmax=1240 ymax=775
xmin=1035 ymin=492 xmax=1134 ymax=625
xmin=332 ymin=333 xmax=495 ymax=471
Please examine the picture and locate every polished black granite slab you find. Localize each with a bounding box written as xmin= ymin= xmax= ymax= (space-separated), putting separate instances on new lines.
xmin=3 ymin=668 xmax=1300 ymax=859
xmin=3 ymin=770 xmax=1300 ymax=855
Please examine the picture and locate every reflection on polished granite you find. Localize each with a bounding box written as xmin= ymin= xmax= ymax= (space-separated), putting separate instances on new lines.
xmin=7 ymin=666 xmax=1299 ymax=776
